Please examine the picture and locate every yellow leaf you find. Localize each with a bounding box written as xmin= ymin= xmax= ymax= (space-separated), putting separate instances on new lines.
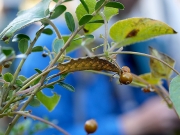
xmin=109 ymin=17 xmax=177 ymax=47
xmin=149 ymin=47 xmax=175 ymax=78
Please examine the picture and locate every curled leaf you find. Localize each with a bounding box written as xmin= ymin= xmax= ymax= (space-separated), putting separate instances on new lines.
xmin=149 ymin=47 xmax=175 ymax=78
xmin=36 ymin=91 xmax=61 ymax=111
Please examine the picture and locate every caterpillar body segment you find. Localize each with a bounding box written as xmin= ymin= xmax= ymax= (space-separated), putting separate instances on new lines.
xmin=57 ymin=57 xmax=120 ymax=74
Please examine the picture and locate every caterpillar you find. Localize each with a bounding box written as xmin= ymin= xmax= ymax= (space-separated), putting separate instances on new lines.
xmin=57 ymin=56 xmax=120 ymax=74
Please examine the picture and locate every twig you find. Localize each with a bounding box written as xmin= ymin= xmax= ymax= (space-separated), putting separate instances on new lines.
xmin=11 ymin=111 xmax=70 ymax=135
xmin=15 ymin=83 xmax=41 ymax=96
xmin=45 ymin=19 xmax=62 ymax=39
xmin=18 ymin=66 xmax=57 ymax=92
xmin=99 ymin=12 xmax=108 ymax=52
xmin=40 ymin=79 xmax=63 ymax=89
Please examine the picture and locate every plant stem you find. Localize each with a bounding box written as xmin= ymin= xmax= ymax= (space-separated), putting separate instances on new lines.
xmin=11 ymin=111 xmax=70 ymax=135
xmin=0 ymin=97 xmax=16 ymax=114
xmin=45 ymin=19 xmax=62 ymax=39
xmin=157 ymin=84 xmax=179 ymax=117
xmin=2 ymin=95 xmax=27 ymax=106
xmin=15 ymin=83 xmax=41 ymax=96
xmin=100 ymin=12 xmax=108 ymax=52
xmin=40 ymin=79 xmax=63 ymax=89
xmin=18 ymin=66 xmax=56 ymax=92
xmin=132 ymin=73 xmax=150 ymax=86
xmin=0 ymin=112 xmax=9 ymax=118
xmin=56 ymin=0 xmax=62 ymax=7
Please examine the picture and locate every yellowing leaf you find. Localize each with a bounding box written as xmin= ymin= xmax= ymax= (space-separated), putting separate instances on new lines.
xmin=149 ymin=47 xmax=175 ymax=78
xmin=109 ymin=17 xmax=177 ymax=47
xmin=137 ymin=73 xmax=161 ymax=85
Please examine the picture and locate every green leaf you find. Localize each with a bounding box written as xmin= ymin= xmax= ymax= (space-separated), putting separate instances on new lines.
xmin=32 ymin=46 xmax=43 ymax=52
xmin=149 ymin=46 xmax=175 ymax=78
xmin=169 ymin=75 xmax=180 ymax=117
xmin=58 ymin=82 xmax=75 ymax=92
xmin=62 ymin=35 xmax=83 ymax=53
xmin=105 ymin=2 xmax=124 ymax=9
xmin=18 ymin=39 xmax=28 ymax=54
xmin=53 ymin=0 xmax=58 ymax=2
xmin=50 ymin=5 xmax=66 ymax=19
xmin=103 ymin=6 xmax=119 ymax=21
xmin=29 ymin=98 xmax=41 ymax=107
xmin=80 ymin=0 xmax=89 ymax=13
xmin=3 ymin=72 xmax=13 ymax=82
xmin=2 ymin=47 xmax=13 ymax=56
xmin=47 ymin=85 xmax=54 ymax=89
xmin=18 ymin=75 xmax=27 ymax=82
xmin=15 ymin=79 xmax=23 ymax=87
xmin=42 ymin=28 xmax=53 ymax=35
xmin=0 ymin=0 xmax=51 ymax=43
xmin=52 ymin=39 xmax=64 ymax=54
xmin=109 ymin=17 xmax=177 ymax=47
xmin=35 ymin=68 xmax=42 ymax=74
xmin=36 ymin=91 xmax=61 ymax=111
xmin=79 ymin=14 xmax=93 ymax=26
xmin=33 ymin=77 xmax=41 ymax=85
xmin=76 ymin=0 xmax=118 ymax=34
xmin=95 ymin=0 xmax=105 ymax=10
xmin=88 ymin=20 xmax=104 ymax=24
xmin=12 ymin=34 xmax=30 ymax=42
xmin=65 ymin=12 xmax=75 ymax=32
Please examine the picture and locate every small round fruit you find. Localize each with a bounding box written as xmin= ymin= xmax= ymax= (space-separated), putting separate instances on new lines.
xmin=119 ymin=72 xmax=133 ymax=85
xmin=121 ymin=66 xmax=131 ymax=73
xmin=84 ymin=119 xmax=98 ymax=134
